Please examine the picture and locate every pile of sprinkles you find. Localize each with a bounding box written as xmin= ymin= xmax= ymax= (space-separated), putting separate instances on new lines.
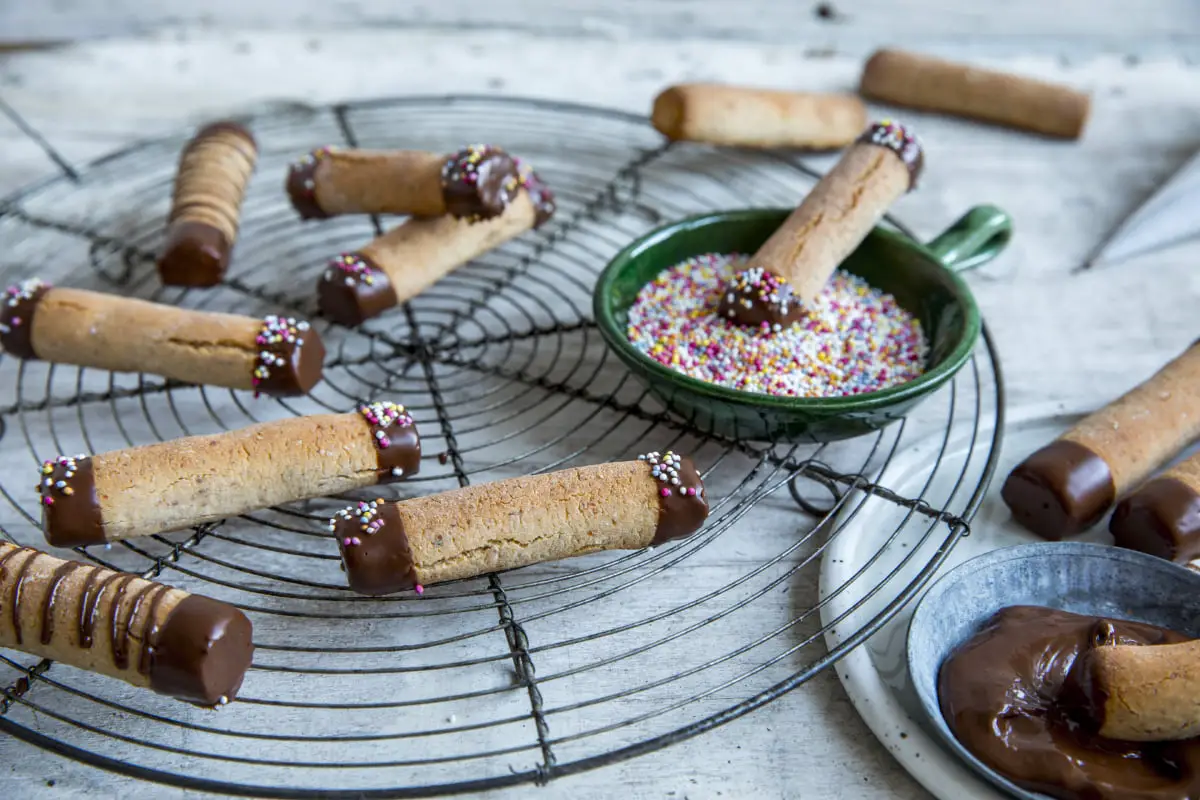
xmin=358 ymin=400 xmax=413 ymax=457
xmin=626 ymin=253 xmax=927 ymax=398
xmin=331 ymin=499 xmax=386 ymax=547
xmin=252 ymin=315 xmax=310 ymax=396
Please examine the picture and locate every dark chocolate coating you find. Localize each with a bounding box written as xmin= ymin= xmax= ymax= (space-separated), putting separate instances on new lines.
xmin=39 ymin=457 xmax=106 ymax=548
xmin=157 ymin=221 xmax=231 ymax=287
xmin=857 ymin=120 xmax=924 ymax=190
xmin=441 ymin=146 xmax=521 ymax=221
xmin=0 ymin=280 xmax=50 ymax=359
xmin=1000 ymin=439 xmax=1116 ymax=540
xmin=651 ymin=455 xmax=709 ymax=545
xmin=147 ymin=593 xmax=254 ymax=706
xmin=940 ymin=605 xmax=1200 ymax=800
xmin=368 ymin=420 xmax=422 ymax=484
xmin=317 ymin=253 xmax=399 ymax=326
xmin=254 ymin=323 xmax=326 ymax=397
xmin=285 ymin=148 xmax=330 ymax=220
xmin=1110 ymin=476 xmax=1200 ymax=564
xmin=336 ymin=503 xmax=417 ymax=596
xmin=717 ymin=273 xmax=805 ymax=329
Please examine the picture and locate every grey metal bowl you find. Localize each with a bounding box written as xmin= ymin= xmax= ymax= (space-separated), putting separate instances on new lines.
xmin=907 ymin=541 xmax=1200 ymax=800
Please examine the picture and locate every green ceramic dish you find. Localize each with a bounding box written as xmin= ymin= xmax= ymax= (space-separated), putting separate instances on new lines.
xmin=593 ymin=206 xmax=1012 ymax=443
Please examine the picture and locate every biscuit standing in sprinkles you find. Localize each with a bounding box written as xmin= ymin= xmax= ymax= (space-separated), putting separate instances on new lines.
xmin=627 ymin=253 xmax=927 ymax=397
xmin=286 ymin=144 xmax=522 ymax=221
xmin=0 ymin=542 xmax=254 ymax=707
xmin=157 ymin=121 xmax=258 ymax=286
xmin=0 ymin=279 xmax=324 ymax=397
xmin=39 ymin=401 xmax=420 ymax=547
xmin=333 ymin=451 xmax=708 ymax=596
xmin=718 ymin=120 xmax=923 ymax=326
xmin=317 ymin=162 xmax=556 ymax=326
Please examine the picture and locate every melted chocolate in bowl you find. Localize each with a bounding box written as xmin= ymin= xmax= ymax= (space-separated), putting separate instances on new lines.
xmin=939 ymin=605 xmax=1200 ymax=800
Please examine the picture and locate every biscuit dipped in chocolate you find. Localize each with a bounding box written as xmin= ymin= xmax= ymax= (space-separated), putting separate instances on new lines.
xmin=40 ymin=401 xmax=420 ymax=547
xmin=158 ymin=121 xmax=257 ymax=286
xmin=0 ymin=543 xmax=253 ymax=706
xmin=286 ymin=144 xmax=522 ymax=221
xmin=1110 ymin=450 xmax=1200 ymax=563
xmin=718 ymin=120 xmax=922 ymax=328
xmin=0 ymin=280 xmax=323 ymax=398
xmin=1003 ymin=340 xmax=1200 ymax=539
xmin=940 ymin=605 xmax=1200 ymax=800
xmin=317 ymin=165 xmax=555 ymax=326
xmin=334 ymin=451 xmax=708 ymax=596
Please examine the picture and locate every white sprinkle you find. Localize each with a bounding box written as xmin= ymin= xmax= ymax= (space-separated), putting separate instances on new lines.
xmin=391 ymin=467 xmax=403 ymax=477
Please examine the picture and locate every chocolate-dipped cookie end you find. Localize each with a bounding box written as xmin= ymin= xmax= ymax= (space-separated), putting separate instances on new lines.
xmin=441 ymin=145 xmax=521 ymax=221
xmin=286 ymin=147 xmax=332 ymax=220
xmin=1 ymin=278 xmax=51 ymax=359
xmin=718 ymin=268 xmax=805 ymax=329
xmin=38 ymin=455 xmax=107 ymax=548
xmin=642 ymin=451 xmax=709 ymax=546
xmin=357 ymin=401 xmax=421 ymax=484
xmin=858 ymin=119 xmax=924 ymax=190
xmin=1000 ymin=439 xmax=1116 ymax=540
xmin=158 ymin=221 xmax=230 ymax=287
xmin=252 ymin=316 xmax=325 ymax=397
xmin=334 ymin=500 xmax=419 ymax=596
xmin=1110 ymin=477 xmax=1200 ymax=564
xmin=317 ymin=253 xmax=398 ymax=327
xmin=148 ymin=594 xmax=254 ymax=707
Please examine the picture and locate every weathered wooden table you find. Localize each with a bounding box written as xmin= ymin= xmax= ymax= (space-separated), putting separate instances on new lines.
xmin=0 ymin=3 xmax=1198 ymax=798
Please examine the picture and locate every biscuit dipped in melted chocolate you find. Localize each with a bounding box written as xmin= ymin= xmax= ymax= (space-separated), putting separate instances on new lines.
xmin=939 ymin=605 xmax=1200 ymax=800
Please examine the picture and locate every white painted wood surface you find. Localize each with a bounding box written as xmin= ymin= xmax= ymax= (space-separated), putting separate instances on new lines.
xmin=0 ymin=3 xmax=1199 ymax=798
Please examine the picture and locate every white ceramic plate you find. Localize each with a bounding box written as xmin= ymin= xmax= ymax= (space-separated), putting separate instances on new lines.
xmin=818 ymin=405 xmax=1116 ymax=800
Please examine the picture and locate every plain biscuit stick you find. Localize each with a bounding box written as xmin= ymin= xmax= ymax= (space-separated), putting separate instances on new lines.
xmin=287 ymin=144 xmax=522 ymax=221
xmin=317 ymin=166 xmax=556 ymax=326
xmin=651 ymin=83 xmax=867 ymax=150
xmin=0 ymin=279 xmax=324 ymax=397
xmin=158 ymin=121 xmax=258 ymax=286
xmin=1110 ymin=452 xmax=1200 ymax=563
xmin=38 ymin=401 xmax=421 ymax=547
xmin=719 ymin=120 xmax=923 ymax=326
xmin=333 ymin=451 xmax=709 ymax=595
xmin=1002 ymin=341 xmax=1200 ymax=540
xmin=0 ymin=542 xmax=253 ymax=706
xmin=860 ymin=49 xmax=1090 ymax=140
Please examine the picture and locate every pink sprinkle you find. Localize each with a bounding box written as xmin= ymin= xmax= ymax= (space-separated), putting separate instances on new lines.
xmin=379 ymin=437 xmax=390 ymax=449
xmin=351 ymin=537 xmax=362 ymax=546
xmin=42 ymin=496 xmax=53 ymax=505
xmin=415 ymin=584 xmax=425 ymax=595
xmin=660 ymin=487 xmax=671 ymax=497
xmin=10 ymin=317 xmax=20 ymax=326
xmin=342 ymin=537 xmax=353 ymax=546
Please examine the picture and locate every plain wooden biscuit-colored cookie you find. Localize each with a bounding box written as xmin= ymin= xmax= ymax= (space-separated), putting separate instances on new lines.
xmin=651 ymin=83 xmax=867 ymax=150
xmin=0 ymin=543 xmax=253 ymax=706
xmin=860 ymin=49 xmax=1090 ymax=139
xmin=38 ymin=402 xmax=420 ymax=547
xmin=335 ymin=451 xmax=710 ymax=595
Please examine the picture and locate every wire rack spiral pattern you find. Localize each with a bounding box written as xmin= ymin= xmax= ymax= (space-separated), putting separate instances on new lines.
xmin=0 ymin=97 xmax=1004 ymax=797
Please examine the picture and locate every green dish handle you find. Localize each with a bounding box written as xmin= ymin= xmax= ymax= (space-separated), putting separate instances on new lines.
xmin=925 ymin=205 xmax=1013 ymax=272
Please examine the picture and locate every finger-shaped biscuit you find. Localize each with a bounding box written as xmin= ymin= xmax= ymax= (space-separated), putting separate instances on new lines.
xmin=39 ymin=402 xmax=420 ymax=547
xmin=334 ymin=451 xmax=708 ymax=596
xmin=158 ymin=121 xmax=258 ymax=286
xmin=0 ymin=542 xmax=253 ymax=706
xmin=286 ymin=144 xmax=522 ymax=221
xmin=0 ymin=280 xmax=323 ymax=397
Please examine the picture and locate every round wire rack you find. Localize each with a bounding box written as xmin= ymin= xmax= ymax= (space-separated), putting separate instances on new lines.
xmin=0 ymin=96 xmax=1005 ymax=797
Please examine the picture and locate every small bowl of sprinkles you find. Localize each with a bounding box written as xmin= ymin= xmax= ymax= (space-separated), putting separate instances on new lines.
xmin=594 ymin=206 xmax=1011 ymax=442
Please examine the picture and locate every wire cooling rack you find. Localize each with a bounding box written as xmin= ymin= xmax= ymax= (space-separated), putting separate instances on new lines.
xmin=0 ymin=96 xmax=1004 ymax=797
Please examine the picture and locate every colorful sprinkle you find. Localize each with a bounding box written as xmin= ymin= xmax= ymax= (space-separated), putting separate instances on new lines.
xmin=325 ymin=253 xmax=381 ymax=288
xmin=626 ymin=253 xmax=927 ymax=399
xmin=37 ymin=455 xmax=86 ymax=507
